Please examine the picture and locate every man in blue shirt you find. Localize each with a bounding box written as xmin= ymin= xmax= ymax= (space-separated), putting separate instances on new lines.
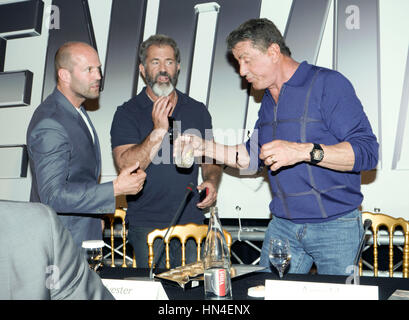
xmin=181 ymin=19 xmax=379 ymax=275
xmin=110 ymin=35 xmax=222 ymax=268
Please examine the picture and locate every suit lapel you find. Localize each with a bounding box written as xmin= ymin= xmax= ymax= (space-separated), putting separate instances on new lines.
xmin=52 ymin=88 xmax=101 ymax=177
xmin=53 ymin=89 xmax=94 ymax=145
xmin=77 ymin=112 xmax=95 ymax=145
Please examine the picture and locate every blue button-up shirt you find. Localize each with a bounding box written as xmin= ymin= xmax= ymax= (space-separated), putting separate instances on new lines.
xmin=246 ymin=61 xmax=379 ymax=223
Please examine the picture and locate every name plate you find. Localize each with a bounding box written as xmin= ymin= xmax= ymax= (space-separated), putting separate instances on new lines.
xmin=265 ymin=280 xmax=378 ymax=300
xmin=102 ymin=279 xmax=169 ymax=300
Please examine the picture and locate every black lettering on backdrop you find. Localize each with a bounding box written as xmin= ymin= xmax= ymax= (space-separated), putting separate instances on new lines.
xmin=0 ymin=0 xmax=43 ymax=108
xmin=41 ymin=0 xmax=97 ymax=101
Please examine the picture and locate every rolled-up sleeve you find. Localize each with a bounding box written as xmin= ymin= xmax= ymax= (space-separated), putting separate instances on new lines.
xmin=321 ymin=72 xmax=379 ymax=172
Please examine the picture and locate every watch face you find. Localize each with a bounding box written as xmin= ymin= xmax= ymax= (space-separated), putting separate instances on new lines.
xmin=313 ymin=149 xmax=324 ymax=161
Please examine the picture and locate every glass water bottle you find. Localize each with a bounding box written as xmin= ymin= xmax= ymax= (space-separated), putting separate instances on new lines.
xmin=202 ymin=207 xmax=232 ymax=300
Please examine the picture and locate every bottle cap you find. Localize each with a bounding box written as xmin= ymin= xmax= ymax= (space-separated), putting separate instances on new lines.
xmin=82 ymin=240 xmax=105 ymax=249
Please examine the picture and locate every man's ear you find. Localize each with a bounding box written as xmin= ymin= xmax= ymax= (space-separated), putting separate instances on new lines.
xmin=139 ymin=63 xmax=146 ymax=78
xmin=58 ymin=68 xmax=71 ymax=84
xmin=267 ymin=43 xmax=281 ymax=62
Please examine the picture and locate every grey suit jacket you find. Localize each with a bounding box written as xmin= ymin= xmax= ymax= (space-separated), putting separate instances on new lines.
xmin=0 ymin=200 xmax=114 ymax=300
xmin=27 ymin=88 xmax=115 ymax=247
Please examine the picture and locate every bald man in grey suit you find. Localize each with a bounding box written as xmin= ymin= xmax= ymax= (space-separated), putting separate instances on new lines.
xmin=27 ymin=42 xmax=146 ymax=247
xmin=0 ymin=200 xmax=114 ymax=299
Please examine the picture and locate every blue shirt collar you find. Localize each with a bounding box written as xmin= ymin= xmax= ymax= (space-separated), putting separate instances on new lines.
xmin=283 ymin=60 xmax=313 ymax=87
xmin=263 ymin=61 xmax=313 ymax=100
xmin=265 ymin=61 xmax=313 ymax=101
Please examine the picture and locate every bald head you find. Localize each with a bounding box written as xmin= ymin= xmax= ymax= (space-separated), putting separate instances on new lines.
xmin=54 ymin=42 xmax=102 ymax=107
xmin=54 ymin=42 xmax=97 ymax=78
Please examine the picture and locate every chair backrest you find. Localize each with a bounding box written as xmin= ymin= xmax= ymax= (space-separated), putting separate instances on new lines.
xmin=147 ymin=223 xmax=233 ymax=269
xmin=360 ymin=211 xmax=409 ymax=278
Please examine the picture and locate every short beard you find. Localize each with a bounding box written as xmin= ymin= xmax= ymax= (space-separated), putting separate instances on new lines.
xmin=145 ymin=70 xmax=178 ymax=97
xmin=71 ymin=82 xmax=100 ymax=100
xmin=152 ymin=82 xmax=174 ymax=97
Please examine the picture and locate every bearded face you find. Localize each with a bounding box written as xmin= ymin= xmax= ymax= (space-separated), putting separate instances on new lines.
xmin=141 ymin=44 xmax=180 ymax=97
xmin=144 ymin=70 xmax=178 ymax=97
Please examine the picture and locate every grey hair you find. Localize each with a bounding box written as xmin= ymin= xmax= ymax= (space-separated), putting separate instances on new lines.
xmin=139 ymin=34 xmax=181 ymax=66
xmin=226 ymin=18 xmax=291 ymax=56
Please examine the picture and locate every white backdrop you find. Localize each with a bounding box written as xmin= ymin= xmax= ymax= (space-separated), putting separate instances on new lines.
xmin=1 ymin=0 xmax=409 ymax=220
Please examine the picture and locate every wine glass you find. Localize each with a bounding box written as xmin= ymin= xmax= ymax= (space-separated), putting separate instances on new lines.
xmin=82 ymin=240 xmax=104 ymax=272
xmin=268 ymin=238 xmax=291 ymax=279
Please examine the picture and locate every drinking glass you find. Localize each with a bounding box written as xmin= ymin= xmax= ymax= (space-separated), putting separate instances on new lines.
xmin=82 ymin=240 xmax=104 ymax=272
xmin=268 ymin=238 xmax=291 ymax=279
xmin=174 ymin=135 xmax=194 ymax=168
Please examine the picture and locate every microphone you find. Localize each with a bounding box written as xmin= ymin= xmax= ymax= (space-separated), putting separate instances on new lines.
xmin=168 ymin=116 xmax=175 ymax=144
xmin=149 ymin=182 xmax=195 ymax=279
xmin=352 ymin=219 xmax=372 ymax=284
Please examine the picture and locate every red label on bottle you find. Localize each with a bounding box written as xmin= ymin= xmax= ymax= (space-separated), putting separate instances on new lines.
xmin=217 ymin=269 xmax=226 ymax=296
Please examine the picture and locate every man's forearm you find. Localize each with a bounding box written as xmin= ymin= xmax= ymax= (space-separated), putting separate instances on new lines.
xmin=201 ymin=163 xmax=222 ymax=189
xmin=260 ymin=140 xmax=356 ymax=172
xmin=203 ymin=140 xmax=250 ymax=170
xmin=318 ymin=142 xmax=355 ymax=171
xmin=113 ymin=129 xmax=166 ymax=171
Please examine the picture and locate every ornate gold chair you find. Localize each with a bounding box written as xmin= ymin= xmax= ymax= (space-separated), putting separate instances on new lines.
xmin=360 ymin=211 xmax=409 ymax=278
xmin=105 ymin=208 xmax=136 ymax=268
xmin=147 ymin=223 xmax=232 ymax=269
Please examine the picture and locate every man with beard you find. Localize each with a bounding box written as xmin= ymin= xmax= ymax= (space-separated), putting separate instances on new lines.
xmin=110 ymin=35 xmax=222 ymax=268
xmin=27 ymin=42 xmax=147 ymax=247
